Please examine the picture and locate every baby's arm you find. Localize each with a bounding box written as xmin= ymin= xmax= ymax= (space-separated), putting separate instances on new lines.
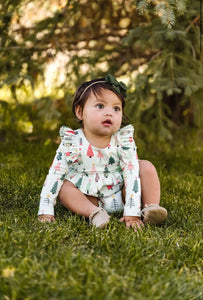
xmin=38 ymin=142 xmax=69 ymax=221
xmin=118 ymin=126 xmax=142 ymax=228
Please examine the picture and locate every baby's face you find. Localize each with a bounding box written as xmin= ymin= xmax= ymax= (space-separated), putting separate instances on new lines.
xmin=75 ymin=89 xmax=122 ymax=145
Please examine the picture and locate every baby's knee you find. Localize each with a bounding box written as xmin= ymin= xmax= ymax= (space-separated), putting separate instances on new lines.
xmin=58 ymin=180 xmax=74 ymax=199
xmin=139 ymin=160 xmax=157 ymax=178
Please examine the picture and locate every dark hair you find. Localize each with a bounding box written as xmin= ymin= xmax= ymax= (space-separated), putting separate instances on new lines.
xmin=72 ymin=78 xmax=128 ymax=126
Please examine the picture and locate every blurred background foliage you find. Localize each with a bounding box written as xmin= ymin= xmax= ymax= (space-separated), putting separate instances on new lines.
xmin=0 ymin=0 xmax=202 ymax=143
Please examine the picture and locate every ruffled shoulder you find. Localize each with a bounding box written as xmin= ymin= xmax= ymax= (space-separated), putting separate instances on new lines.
xmin=59 ymin=126 xmax=78 ymax=139
xmin=117 ymin=125 xmax=138 ymax=162
xmin=59 ymin=126 xmax=79 ymax=151
xmin=59 ymin=126 xmax=79 ymax=162
xmin=117 ymin=125 xmax=135 ymax=147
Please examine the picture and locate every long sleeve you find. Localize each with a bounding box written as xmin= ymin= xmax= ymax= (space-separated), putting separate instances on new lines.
xmin=118 ymin=125 xmax=141 ymax=217
xmin=38 ymin=127 xmax=78 ymax=216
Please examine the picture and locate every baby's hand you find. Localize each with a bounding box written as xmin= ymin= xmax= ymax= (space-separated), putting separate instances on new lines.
xmin=38 ymin=214 xmax=55 ymax=223
xmin=119 ymin=216 xmax=144 ymax=231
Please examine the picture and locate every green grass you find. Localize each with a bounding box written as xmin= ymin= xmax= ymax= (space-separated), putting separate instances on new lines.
xmin=0 ymin=134 xmax=202 ymax=300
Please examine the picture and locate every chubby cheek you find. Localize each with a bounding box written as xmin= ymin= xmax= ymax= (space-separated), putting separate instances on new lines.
xmin=90 ymin=110 xmax=103 ymax=121
xmin=115 ymin=114 xmax=122 ymax=128
xmin=84 ymin=110 xmax=101 ymax=124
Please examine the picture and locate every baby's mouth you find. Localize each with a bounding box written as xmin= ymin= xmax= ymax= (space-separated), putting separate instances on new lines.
xmin=102 ymin=119 xmax=112 ymax=126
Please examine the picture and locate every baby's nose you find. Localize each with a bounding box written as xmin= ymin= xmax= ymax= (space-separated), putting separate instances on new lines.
xmin=104 ymin=111 xmax=112 ymax=116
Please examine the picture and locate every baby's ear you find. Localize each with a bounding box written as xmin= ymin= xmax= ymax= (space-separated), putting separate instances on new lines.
xmin=75 ymin=105 xmax=83 ymax=120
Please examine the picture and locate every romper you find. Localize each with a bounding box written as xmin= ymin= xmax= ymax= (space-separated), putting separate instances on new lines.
xmin=38 ymin=125 xmax=141 ymax=217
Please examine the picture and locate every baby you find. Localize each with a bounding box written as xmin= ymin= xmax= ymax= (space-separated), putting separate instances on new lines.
xmin=38 ymin=74 xmax=167 ymax=230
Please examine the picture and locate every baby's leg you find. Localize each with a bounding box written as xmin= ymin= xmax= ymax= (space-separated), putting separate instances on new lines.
xmin=58 ymin=180 xmax=98 ymax=218
xmin=139 ymin=160 xmax=160 ymax=208
xmin=139 ymin=160 xmax=167 ymax=224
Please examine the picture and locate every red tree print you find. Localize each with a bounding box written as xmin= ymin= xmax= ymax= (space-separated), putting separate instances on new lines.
xmin=97 ymin=150 xmax=103 ymax=162
xmin=87 ymin=144 xmax=94 ymax=158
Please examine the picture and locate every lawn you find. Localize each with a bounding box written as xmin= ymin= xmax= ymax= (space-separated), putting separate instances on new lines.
xmin=0 ymin=132 xmax=202 ymax=300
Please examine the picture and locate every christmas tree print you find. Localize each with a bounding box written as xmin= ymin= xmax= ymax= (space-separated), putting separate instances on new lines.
xmin=54 ymin=162 xmax=61 ymax=173
xmin=77 ymin=152 xmax=82 ymax=164
xmin=133 ymin=179 xmax=138 ymax=193
xmin=95 ymin=173 xmax=100 ymax=182
xmin=60 ymin=173 xmax=66 ymax=181
xmin=91 ymin=163 xmax=96 ymax=172
xmin=86 ymin=180 xmax=91 ymax=194
xmin=87 ymin=144 xmax=94 ymax=158
xmin=97 ymin=150 xmax=103 ymax=162
xmin=111 ymin=195 xmax=119 ymax=211
xmin=104 ymin=165 xmax=110 ymax=178
xmin=127 ymin=195 xmax=135 ymax=208
xmin=56 ymin=151 xmax=62 ymax=160
xmin=44 ymin=195 xmax=51 ymax=205
xmin=51 ymin=181 xmax=58 ymax=194
xmin=127 ymin=161 xmax=134 ymax=173
xmin=108 ymin=155 xmax=115 ymax=165
xmin=75 ymin=177 xmax=82 ymax=189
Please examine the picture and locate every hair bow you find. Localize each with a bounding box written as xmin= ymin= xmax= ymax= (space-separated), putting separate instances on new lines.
xmin=105 ymin=74 xmax=127 ymax=98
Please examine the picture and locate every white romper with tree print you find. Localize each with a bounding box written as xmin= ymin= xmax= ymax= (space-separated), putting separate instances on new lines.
xmin=38 ymin=125 xmax=141 ymax=217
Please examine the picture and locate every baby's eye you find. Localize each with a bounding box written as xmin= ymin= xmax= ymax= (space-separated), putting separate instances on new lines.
xmin=113 ymin=106 xmax=121 ymax=112
xmin=96 ymin=104 xmax=104 ymax=109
